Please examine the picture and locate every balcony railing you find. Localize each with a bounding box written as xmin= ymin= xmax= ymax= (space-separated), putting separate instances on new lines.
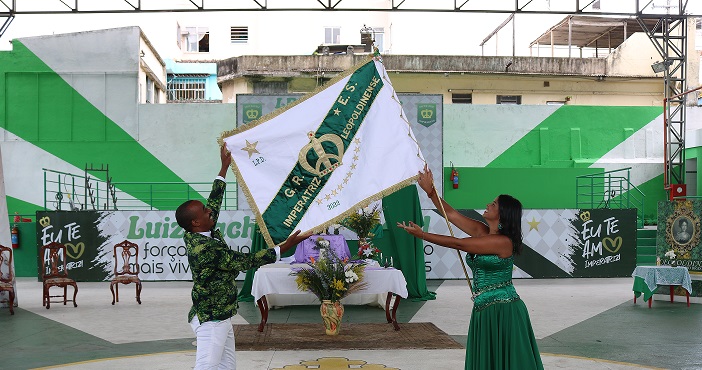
xmin=43 ymin=168 xmax=237 ymax=211
xmin=576 ymin=167 xmax=645 ymax=228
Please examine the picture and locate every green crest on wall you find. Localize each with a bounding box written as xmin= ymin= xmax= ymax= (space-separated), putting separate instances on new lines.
xmin=417 ymin=103 xmax=437 ymax=127
xmin=242 ymin=103 xmax=263 ymax=123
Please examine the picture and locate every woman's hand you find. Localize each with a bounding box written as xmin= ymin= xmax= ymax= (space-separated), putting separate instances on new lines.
xmin=417 ymin=163 xmax=435 ymax=196
xmin=397 ymin=221 xmax=423 ymax=239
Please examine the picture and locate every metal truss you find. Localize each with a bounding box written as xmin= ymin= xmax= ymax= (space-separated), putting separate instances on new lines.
xmin=637 ymin=12 xmax=689 ymax=197
xmin=0 ymin=0 xmax=699 ymax=16
xmin=1 ymin=1 xmax=699 ymax=39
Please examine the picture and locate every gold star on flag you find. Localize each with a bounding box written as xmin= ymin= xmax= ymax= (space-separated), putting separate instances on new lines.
xmin=241 ymin=140 xmax=260 ymax=158
xmin=527 ymin=217 xmax=540 ymax=231
xmin=333 ymin=108 xmax=341 ymax=115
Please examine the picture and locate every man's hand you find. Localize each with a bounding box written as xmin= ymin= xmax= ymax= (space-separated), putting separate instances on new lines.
xmin=279 ymin=230 xmax=312 ymax=254
xmin=218 ymin=145 xmax=232 ymax=178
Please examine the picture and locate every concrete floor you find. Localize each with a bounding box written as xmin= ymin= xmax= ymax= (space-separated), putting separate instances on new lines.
xmin=1 ymin=277 xmax=700 ymax=370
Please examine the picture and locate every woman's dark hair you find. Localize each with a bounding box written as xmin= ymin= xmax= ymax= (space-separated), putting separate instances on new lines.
xmin=497 ymin=194 xmax=523 ymax=255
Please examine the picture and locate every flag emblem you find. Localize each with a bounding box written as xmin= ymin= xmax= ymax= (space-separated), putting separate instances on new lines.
xmin=221 ymin=56 xmax=425 ymax=247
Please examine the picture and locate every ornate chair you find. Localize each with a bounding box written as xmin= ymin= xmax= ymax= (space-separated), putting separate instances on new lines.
xmin=41 ymin=242 xmax=78 ymax=309
xmin=110 ymin=240 xmax=142 ymax=305
xmin=0 ymin=244 xmax=15 ymax=315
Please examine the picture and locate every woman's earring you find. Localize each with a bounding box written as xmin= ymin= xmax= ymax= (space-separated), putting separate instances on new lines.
xmin=498 ymin=223 xmax=503 ymax=230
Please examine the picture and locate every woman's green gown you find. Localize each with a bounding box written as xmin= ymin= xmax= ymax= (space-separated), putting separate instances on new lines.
xmin=465 ymin=254 xmax=543 ymax=370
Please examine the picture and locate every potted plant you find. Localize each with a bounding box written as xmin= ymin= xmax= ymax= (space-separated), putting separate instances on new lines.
xmin=291 ymin=237 xmax=367 ymax=335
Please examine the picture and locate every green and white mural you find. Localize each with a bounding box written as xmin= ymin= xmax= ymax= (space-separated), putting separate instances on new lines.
xmin=2 ymin=26 xmax=701 ymax=278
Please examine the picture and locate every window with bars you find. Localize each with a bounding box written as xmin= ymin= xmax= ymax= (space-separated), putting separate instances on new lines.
xmin=451 ymin=93 xmax=472 ymax=104
xmin=231 ymin=26 xmax=248 ymax=43
xmin=496 ymin=95 xmax=522 ymax=105
xmin=167 ymin=77 xmax=206 ymax=101
xmin=253 ymin=81 xmax=288 ymax=94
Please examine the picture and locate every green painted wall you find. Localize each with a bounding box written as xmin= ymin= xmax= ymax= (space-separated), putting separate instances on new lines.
xmin=0 ymin=41 xmax=200 ymax=209
xmin=7 ymin=197 xmax=38 ymax=218
xmin=11 ymin=222 xmax=38 ymax=278
xmin=488 ymin=106 xmax=662 ymax=168
xmin=688 ymin=146 xmax=702 ymax=195
xmin=442 ymin=167 xmax=604 ymax=209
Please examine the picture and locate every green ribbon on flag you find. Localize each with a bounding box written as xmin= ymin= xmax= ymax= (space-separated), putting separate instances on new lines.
xmin=262 ymin=60 xmax=384 ymax=244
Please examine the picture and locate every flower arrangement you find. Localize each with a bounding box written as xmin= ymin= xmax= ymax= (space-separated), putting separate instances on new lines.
xmin=665 ymin=249 xmax=677 ymax=260
xmin=340 ymin=204 xmax=381 ymax=240
xmin=292 ymin=240 xmax=368 ymax=303
xmin=357 ymin=238 xmax=381 ymax=261
xmin=341 ymin=204 xmax=382 ymax=260
xmin=312 ymin=236 xmax=331 ymax=260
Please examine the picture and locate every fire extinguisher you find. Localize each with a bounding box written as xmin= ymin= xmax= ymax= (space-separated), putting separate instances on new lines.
xmin=11 ymin=224 xmax=19 ymax=249
xmin=450 ymin=163 xmax=459 ymax=189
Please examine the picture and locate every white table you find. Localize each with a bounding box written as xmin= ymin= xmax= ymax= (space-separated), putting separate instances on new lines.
xmin=252 ymin=263 xmax=408 ymax=331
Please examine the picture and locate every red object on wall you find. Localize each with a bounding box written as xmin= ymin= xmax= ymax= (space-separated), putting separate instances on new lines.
xmin=11 ymin=225 xmax=19 ymax=249
xmin=450 ymin=168 xmax=459 ymax=189
xmin=670 ymin=184 xmax=686 ymax=201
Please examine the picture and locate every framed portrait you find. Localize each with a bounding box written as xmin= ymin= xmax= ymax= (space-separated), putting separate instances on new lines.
xmin=665 ymin=201 xmax=700 ymax=252
xmin=672 ymin=216 xmax=693 ymax=245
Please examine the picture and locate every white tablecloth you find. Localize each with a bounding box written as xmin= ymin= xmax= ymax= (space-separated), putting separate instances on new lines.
xmin=252 ymin=263 xmax=408 ymax=307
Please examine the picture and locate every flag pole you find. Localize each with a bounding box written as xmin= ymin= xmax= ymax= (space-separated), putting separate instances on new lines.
xmin=433 ymin=192 xmax=474 ymax=295
xmin=379 ymin=44 xmax=472 ymax=295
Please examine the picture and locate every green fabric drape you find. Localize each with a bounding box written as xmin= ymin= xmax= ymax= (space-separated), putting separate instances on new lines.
xmin=238 ymin=226 xmax=266 ymax=302
xmin=240 ymin=185 xmax=435 ymax=302
xmin=382 ymin=185 xmax=436 ymax=301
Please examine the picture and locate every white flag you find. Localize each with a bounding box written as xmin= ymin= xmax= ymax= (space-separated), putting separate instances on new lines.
xmin=221 ymin=56 xmax=425 ymax=247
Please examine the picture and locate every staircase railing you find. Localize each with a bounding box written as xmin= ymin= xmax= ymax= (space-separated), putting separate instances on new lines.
xmin=575 ymin=167 xmax=645 ymax=228
xmin=43 ymin=168 xmax=238 ymax=211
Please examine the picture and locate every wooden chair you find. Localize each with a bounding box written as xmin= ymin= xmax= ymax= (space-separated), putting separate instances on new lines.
xmin=110 ymin=240 xmax=142 ymax=305
xmin=0 ymin=244 xmax=15 ymax=315
xmin=41 ymin=242 xmax=78 ymax=309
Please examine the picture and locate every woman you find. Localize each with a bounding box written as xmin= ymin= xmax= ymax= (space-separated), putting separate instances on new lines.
xmin=397 ymin=165 xmax=543 ymax=370
xmin=676 ymin=219 xmax=691 ymax=244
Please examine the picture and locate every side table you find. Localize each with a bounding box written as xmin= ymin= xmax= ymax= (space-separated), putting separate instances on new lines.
xmin=631 ymin=266 xmax=692 ymax=308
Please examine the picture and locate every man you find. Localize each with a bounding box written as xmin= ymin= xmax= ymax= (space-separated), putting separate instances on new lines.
xmin=176 ymin=145 xmax=309 ymax=369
